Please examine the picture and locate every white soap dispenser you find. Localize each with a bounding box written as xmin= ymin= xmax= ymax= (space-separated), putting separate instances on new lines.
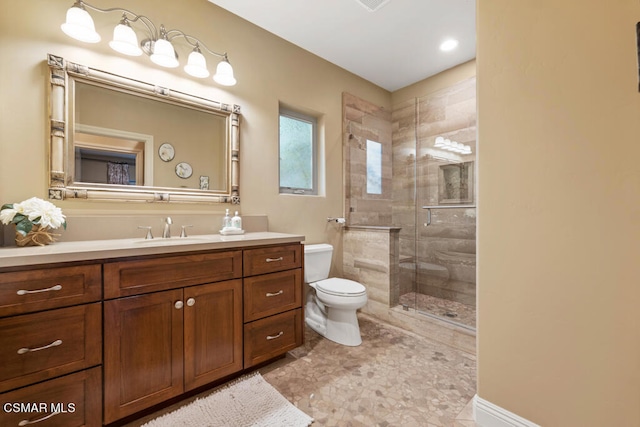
xmin=222 ymin=209 xmax=232 ymax=230
xmin=231 ymin=211 xmax=242 ymax=230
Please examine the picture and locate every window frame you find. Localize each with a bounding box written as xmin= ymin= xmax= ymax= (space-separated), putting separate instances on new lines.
xmin=278 ymin=107 xmax=318 ymax=195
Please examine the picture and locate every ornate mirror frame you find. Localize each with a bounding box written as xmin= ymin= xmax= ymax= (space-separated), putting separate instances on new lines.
xmin=47 ymin=54 xmax=241 ymax=204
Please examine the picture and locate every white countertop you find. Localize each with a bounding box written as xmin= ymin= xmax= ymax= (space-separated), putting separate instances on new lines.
xmin=0 ymin=232 xmax=305 ymax=268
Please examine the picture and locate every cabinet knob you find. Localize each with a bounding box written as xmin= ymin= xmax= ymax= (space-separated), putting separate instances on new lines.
xmin=175 ymin=300 xmax=184 ymax=309
xmin=187 ymin=298 xmax=195 ymax=306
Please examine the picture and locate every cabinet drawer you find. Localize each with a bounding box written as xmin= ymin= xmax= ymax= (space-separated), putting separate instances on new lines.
xmin=243 ymin=244 xmax=302 ymax=276
xmin=244 ymin=309 xmax=303 ymax=368
xmin=244 ymin=269 xmax=302 ymax=322
xmin=0 ymin=303 xmax=102 ymax=393
xmin=0 ymin=264 xmax=101 ymax=317
xmin=0 ymin=367 xmax=102 ymax=427
xmin=104 ymin=250 xmax=242 ymax=298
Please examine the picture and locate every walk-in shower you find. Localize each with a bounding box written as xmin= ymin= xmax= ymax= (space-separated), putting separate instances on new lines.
xmin=343 ymin=77 xmax=476 ymax=331
xmin=394 ymin=77 xmax=477 ymax=329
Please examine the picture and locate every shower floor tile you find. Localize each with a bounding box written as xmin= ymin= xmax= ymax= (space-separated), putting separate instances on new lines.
xmin=261 ymin=313 xmax=477 ymax=426
xmin=399 ymin=292 xmax=477 ymax=329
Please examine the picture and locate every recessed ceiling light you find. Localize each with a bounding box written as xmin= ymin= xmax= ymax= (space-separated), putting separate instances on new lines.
xmin=440 ymin=39 xmax=459 ymax=52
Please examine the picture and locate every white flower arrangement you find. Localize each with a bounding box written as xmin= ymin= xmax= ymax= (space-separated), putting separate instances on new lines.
xmin=1 ymin=197 xmax=67 ymax=236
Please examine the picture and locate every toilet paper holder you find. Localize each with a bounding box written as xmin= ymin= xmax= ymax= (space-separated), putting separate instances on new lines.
xmin=327 ymin=217 xmax=346 ymax=224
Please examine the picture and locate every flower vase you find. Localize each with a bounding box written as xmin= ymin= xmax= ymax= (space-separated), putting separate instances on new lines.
xmin=15 ymin=224 xmax=58 ymax=247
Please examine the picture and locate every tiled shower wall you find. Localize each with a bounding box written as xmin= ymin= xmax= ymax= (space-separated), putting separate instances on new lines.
xmin=342 ymin=93 xmax=393 ymax=225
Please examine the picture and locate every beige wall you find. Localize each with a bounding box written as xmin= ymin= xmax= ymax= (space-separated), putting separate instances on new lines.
xmin=0 ymin=0 xmax=390 ymax=256
xmin=478 ymin=1 xmax=640 ymax=426
xmin=4 ymin=0 xmax=640 ymax=425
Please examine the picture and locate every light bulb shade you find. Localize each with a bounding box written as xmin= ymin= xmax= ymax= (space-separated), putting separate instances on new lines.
xmin=434 ymin=136 xmax=445 ymax=147
xmin=109 ymin=23 xmax=142 ymax=56
xmin=150 ymin=38 xmax=179 ymax=68
xmin=184 ymin=50 xmax=210 ymax=78
xmin=213 ymin=59 xmax=236 ymax=86
xmin=61 ymin=6 xmax=101 ymax=43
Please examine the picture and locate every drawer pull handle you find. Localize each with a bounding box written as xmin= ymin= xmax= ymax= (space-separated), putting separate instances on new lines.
xmin=266 ymin=331 xmax=284 ymax=340
xmin=18 ymin=412 xmax=61 ymax=426
xmin=265 ymin=257 xmax=284 ymax=263
xmin=266 ymin=290 xmax=284 ymax=297
xmin=16 ymin=284 xmax=62 ymax=295
xmin=17 ymin=339 xmax=63 ymax=355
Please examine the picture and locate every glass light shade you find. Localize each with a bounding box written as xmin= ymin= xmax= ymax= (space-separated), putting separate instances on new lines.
xmin=109 ymin=23 xmax=142 ymax=56
xmin=150 ymin=38 xmax=179 ymax=68
xmin=184 ymin=50 xmax=210 ymax=78
xmin=434 ymin=136 xmax=445 ymax=147
xmin=61 ymin=6 xmax=101 ymax=43
xmin=213 ymin=59 xmax=236 ymax=86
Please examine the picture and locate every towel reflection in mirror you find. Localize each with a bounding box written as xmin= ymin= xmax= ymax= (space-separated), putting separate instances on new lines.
xmin=107 ymin=162 xmax=130 ymax=185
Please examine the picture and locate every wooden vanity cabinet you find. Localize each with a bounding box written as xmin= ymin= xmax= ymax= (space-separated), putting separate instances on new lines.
xmin=102 ymin=251 xmax=243 ymax=424
xmin=243 ymin=244 xmax=304 ymax=367
xmin=0 ymin=262 xmax=102 ymax=427
xmin=0 ymin=240 xmax=304 ymax=426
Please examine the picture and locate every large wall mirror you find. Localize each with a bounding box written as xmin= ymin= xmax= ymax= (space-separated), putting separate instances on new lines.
xmin=47 ymin=54 xmax=241 ymax=204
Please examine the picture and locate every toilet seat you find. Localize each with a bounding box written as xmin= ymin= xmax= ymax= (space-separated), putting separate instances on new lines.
xmin=315 ymin=278 xmax=366 ymax=297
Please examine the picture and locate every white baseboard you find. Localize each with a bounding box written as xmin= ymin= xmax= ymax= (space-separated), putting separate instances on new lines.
xmin=473 ymin=395 xmax=540 ymax=427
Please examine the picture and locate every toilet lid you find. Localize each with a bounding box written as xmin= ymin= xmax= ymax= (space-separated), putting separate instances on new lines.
xmin=316 ymin=278 xmax=366 ymax=297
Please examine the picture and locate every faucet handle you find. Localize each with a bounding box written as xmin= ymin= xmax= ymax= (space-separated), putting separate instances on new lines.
xmin=180 ymin=225 xmax=194 ymax=238
xmin=137 ymin=226 xmax=154 ymax=240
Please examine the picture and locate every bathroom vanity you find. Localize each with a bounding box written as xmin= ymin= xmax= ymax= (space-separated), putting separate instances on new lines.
xmin=0 ymin=233 xmax=304 ymax=426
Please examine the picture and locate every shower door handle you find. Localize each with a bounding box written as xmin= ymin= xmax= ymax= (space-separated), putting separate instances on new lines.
xmin=421 ymin=205 xmax=476 ymax=227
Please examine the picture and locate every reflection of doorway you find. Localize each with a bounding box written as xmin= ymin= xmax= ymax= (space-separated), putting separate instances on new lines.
xmin=75 ymin=133 xmax=143 ymax=185
xmin=73 ymin=124 xmax=154 ymax=186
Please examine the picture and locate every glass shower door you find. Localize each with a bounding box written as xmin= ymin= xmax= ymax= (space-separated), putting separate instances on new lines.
xmin=413 ymin=77 xmax=477 ymax=329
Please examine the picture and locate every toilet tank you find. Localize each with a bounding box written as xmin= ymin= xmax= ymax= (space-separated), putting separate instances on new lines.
xmin=304 ymin=244 xmax=333 ymax=283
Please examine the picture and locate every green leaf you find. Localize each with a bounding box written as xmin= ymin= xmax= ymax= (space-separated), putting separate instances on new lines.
xmin=15 ymin=219 xmax=33 ymax=236
xmin=1 ymin=203 xmax=14 ymax=211
xmin=12 ymin=213 xmax=26 ymax=224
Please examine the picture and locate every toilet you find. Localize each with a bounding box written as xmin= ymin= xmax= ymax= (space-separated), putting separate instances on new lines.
xmin=304 ymin=244 xmax=368 ymax=346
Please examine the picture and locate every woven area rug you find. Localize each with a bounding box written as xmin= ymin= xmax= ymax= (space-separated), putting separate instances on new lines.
xmin=141 ymin=372 xmax=313 ymax=427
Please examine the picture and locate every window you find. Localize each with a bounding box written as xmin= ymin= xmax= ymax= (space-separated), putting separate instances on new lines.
xmin=366 ymin=140 xmax=382 ymax=194
xmin=279 ymin=108 xmax=317 ymax=195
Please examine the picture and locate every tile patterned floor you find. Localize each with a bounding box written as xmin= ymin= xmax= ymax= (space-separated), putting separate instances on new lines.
xmin=126 ymin=313 xmax=477 ymax=427
xmin=399 ymin=293 xmax=477 ymax=329
xmin=260 ymin=313 xmax=477 ymax=426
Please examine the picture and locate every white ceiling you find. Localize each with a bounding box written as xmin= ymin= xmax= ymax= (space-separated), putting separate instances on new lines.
xmin=207 ymin=0 xmax=476 ymax=92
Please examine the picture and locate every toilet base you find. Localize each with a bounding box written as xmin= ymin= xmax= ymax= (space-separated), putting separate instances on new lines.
xmin=325 ymin=307 xmax=362 ymax=346
xmin=305 ymin=292 xmax=363 ymax=347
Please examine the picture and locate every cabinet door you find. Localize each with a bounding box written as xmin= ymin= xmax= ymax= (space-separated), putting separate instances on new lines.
xmin=184 ymin=279 xmax=243 ymax=391
xmin=103 ymin=289 xmax=184 ymax=424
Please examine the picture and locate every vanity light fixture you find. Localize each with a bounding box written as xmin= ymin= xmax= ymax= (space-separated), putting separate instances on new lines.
xmin=434 ymin=136 xmax=472 ymax=155
xmin=60 ymin=0 xmax=236 ymax=86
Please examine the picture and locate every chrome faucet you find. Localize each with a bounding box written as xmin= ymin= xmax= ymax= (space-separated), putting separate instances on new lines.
xmin=162 ymin=217 xmax=172 ymax=238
